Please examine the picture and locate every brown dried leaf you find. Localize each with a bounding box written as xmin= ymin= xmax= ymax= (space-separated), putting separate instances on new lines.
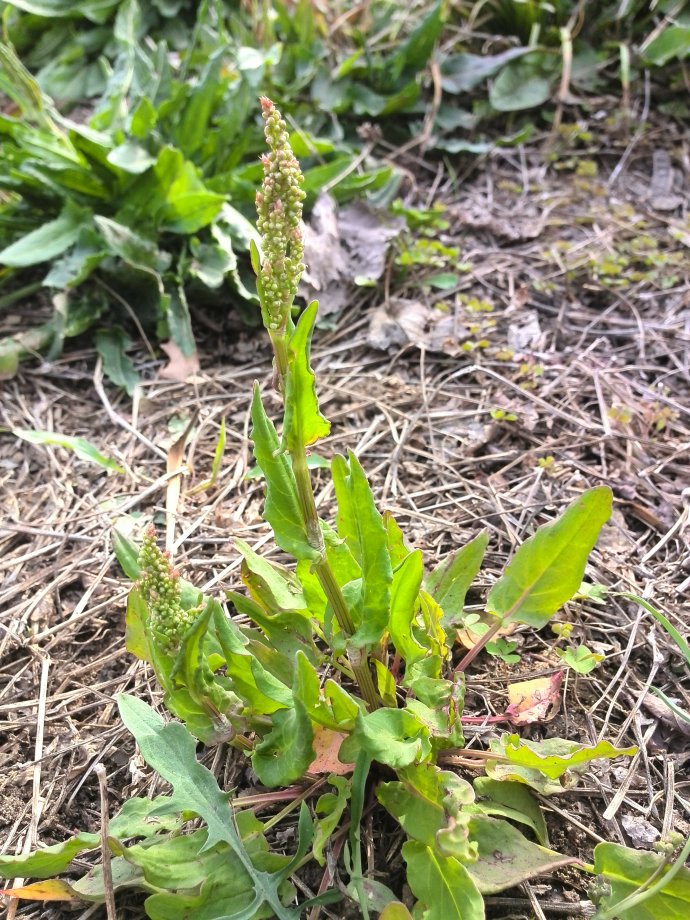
xmin=159 ymin=341 xmax=201 ymax=381
xmin=309 ymin=726 xmax=352 ymax=776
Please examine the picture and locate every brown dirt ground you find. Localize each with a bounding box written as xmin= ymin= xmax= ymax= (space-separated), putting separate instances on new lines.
xmin=1 ymin=122 xmax=689 ymax=919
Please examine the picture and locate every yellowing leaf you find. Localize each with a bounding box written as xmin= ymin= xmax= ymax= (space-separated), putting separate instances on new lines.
xmin=506 ymin=673 xmax=562 ymax=726
xmin=0 ymin=880 xmax=78 ymax=901
xmin=310 ymin=727 xmax=351 ymax=776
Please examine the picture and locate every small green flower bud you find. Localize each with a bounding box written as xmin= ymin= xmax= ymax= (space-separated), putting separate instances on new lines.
xmin=256 ymin=97 xmax=306 ymax=334
xmin=138 ymin=525 xmax=194 ymax=652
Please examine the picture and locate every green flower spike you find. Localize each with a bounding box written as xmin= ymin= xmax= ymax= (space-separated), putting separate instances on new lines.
xmin=138 ymin=525 xmax=193 ymax=652
xmin=256 ymin=96 xmax=306 ymax=337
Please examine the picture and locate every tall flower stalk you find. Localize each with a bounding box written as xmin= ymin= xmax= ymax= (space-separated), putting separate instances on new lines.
xmin=253 ymin=98 xmax=379 ymax=710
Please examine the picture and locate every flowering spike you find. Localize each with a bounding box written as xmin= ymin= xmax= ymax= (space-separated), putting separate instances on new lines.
xmin=256 ymin=97 xmax=306 ymax=335
xmin=138 ymin=525 xmax=194 ymax=651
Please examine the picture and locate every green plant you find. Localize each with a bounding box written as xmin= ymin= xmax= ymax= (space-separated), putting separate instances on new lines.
xmin=3 ymin=99 xmax=689 ymax=919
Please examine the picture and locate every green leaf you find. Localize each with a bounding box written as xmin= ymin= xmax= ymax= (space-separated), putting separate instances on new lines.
xmin=554 ymin=644 xmax=604 ymax=674
xmin=441 ymin=48 xmax=532 ymax=93
xmin=113 ymin=528 xmax=141 ymax=579
xmin=396 ymin=1 xmax=443 ymax=73
xmin=107 ymin=140 xmax=156 ymax=174
xmin=252 ymin=699 xmax=315 ymax=787
xmin=0 ymin=205 xmax=90 ymax=267
xmin=621 ymin=594 xmax=690 ymax=667
xmin=94 ymin=216 xmax=171 ymax=274
xmin=643 ymin=26 xmax=690 ymax=66
xmin=283 ymin=301 xmax=331 ymax=452
xmin=488 ymin=734 xmax=637 ymax=786
xmin=466 ymin=816 xmax=578 ymax=894
xmin=380 ymin=905 xmax=414 ymax=920
xmin=125 ymin=587 xmax=152 ymax=662
xmin=340 ymin=708 xmax=430 ymax=769
xmin=593 ymin=842 xmax=690 ymax=919
xmin=236 ymin=539 xmax=306 ymax=613
xmin=293 ymin=651 xmax=360 ymax=731
xmin=489 ymin=54 xmax=557 ymax=112
xmin=0 ymin=836 xmax=97 ymax=880
xmin=116 ymin=694 xmax=295 ymax=919
xmin=250 ymin=383 xmax=319 ymax=561
xmin=389 ymin=550 xmax=426 ymax=664
xmin=471 ymin=778 xmax=548 ymax=846
xmin=331 ymin=450 xmax=392 ymax=645
xmin=486 ymin=487 xmax=612 ymax=628
xmin=402 ymin=841 xmax=484 ymax=920
xmin=11 ymin=428 xmax=123 ymax=472
xmin=426 ymin=531 xmax=488 ymax=627
xmin=96 ymin=327 xmax=139 ymax=395
xmin=313 ymin=775 xmax=350 ymax=866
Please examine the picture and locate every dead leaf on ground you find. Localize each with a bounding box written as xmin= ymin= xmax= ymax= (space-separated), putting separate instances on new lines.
xmin=621 ymin=814 xmax=661 ymax=847
xmin=300 ymin=193 xmax=404 ymax=316
xmin=368 ymin=298 xmax=473 ymax=356
xmin=159 ymin=341 xmax=201 ymax=381
xmin=505 ymin=673 xmax=563 ymax=726
xmin=309 ymin=726 xmax=352 ymax=775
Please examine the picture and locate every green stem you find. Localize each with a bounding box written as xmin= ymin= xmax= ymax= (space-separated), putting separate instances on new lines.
xmin=270 ymin=333 xmax=380 ymax=712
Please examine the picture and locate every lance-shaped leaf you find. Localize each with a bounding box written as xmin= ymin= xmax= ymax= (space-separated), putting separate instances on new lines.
xmin=389 ymin=549 xmax=426 ymax=664
xmin=116 ymin=694 xmax=296 ymax=920
xmin=236 ymin=538 xmax=307 ymax=612
xmin=486 ymin=487 xmax=612 ymax=628
xmin=426 ymin=531 xmax=488 ymax=628
xmin=402 ymin=842 xmax=484 ymax=920
xmin=282 ymin=301 xmax=330 ymax=452
xmin=332 ymin=451 xmax=392 ymax=646
xmin=251 ymin=383 xmax=320 ymax=561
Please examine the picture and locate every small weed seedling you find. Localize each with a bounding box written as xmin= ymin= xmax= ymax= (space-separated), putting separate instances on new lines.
xmin=2 ymin=100 xmax=689 ymax=920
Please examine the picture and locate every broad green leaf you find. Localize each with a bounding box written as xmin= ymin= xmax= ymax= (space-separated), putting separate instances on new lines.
xmin=113 ymin=528 xmax=141 ymax=579
xmin=332 ymin=450 xmax=392 ymax=645
xmin=11 ymin=428 xmax=123 ymax=472
xmin=486 ymin=487 xmax=612 ymax=628
xmin=250 ymin=384 xmax=319 ymax=561
xmin=643 ymin=26 xmax=690 ymax=66
xmin=441 ymin=48 xmax=532 ymax=93
xmin=252 ymin=699 xmax=315 ymax=787
xmin=96 ymin=327 xmax=139 ymax=395
xmin=489 ymin=54 xmax=557 ymax=112
xmin=466 ymin=816 xmax=578 ymax=894
xmin=402 ymin=841 xmax=484 ymax=920
xmin=0 ymin=206 xmax=89 ymax=267
xmin=107 ymin=141 xmax=156 ymax=174
xmin=426 ymin=531 xmax=488 ymax=627
xmin=339 ymin=708 xmax=431 ymax=769
xmin=471 ymin=778 xmax=548 ymax=846
xmin=313 ymin=775 xmax=350 ymax=866
xmin=488 ymin=734 xmax=636 ymax=786
xmin=283 ymin=301 xmax=330 ymax=451
xmin=389 ymin=550 xmax=426 ymax=664
xmin=94 ymin=216 xmax=171 ymax=273
xmin=593 ymin=842 xmax=690 ymax=919
xmin=116 ymin=694 xmax=295 ymax=920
